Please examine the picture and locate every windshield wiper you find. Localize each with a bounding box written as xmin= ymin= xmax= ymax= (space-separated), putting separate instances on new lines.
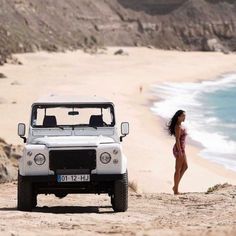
xmin=56 ymin=125 xmax=65 ymax=130
xmin=71 ymin=124 xmax=98 ymax=130
xmin=89 ymin=125 xmax=98 ymax=130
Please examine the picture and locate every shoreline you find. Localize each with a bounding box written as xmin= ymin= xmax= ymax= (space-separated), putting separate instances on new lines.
xmin=1 ymin=47 xmax=236 ymax=193
xmin=149 ymin=72 xmax=236 ymax=175
xmin=152 ymin=111 xmax=236 ymax=182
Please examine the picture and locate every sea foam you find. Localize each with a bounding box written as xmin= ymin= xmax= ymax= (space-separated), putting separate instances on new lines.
xmin=151 ymin=73 xmax=236 ymax=172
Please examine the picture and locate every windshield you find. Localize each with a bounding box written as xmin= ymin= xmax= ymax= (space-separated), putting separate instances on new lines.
xmin=31 ymin=104 xmax=115 ymax=128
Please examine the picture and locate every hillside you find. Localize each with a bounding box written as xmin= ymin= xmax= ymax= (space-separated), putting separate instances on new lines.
xmin=0 ymin=0 xmax=236 ymax=63
xmin=0 ymin=138 xmax=21 ymax=183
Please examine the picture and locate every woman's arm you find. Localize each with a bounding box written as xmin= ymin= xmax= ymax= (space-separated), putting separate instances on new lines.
xmin=175 ymin=126 xmax=183 ymax=157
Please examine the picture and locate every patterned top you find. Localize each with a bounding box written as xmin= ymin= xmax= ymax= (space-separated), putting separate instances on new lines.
xmin=173 ymin=127 xmax=187 ymax=158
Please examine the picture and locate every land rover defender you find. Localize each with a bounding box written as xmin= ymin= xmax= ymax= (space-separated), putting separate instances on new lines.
xmin=17 ymin=96 xmax=129 ymax=212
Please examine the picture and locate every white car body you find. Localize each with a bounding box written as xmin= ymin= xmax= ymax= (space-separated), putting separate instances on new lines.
xmin=17 ymin=95 xmax=129 ymax=212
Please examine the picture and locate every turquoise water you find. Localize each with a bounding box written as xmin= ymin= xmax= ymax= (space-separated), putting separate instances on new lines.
xmin=199 ymin=86 xmax=236 ymax=141
xmin=151 ymin=73 xmax=236 ymax=172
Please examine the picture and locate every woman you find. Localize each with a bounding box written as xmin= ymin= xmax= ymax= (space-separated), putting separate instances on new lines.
xmin=167 ymin=110 xmax=188 ymax=195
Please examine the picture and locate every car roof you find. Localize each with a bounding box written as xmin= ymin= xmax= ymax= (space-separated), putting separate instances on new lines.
xmin=32 ymin=95 xmax=113 ymax=106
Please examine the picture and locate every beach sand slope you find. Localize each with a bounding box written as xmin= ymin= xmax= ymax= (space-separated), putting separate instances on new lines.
xmin=1 ymin=48 xmax=236 ymax=194
xmin=0 ymin=182 xmax=235 ymax=236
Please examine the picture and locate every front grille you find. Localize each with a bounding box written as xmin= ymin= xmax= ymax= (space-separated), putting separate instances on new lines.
xmin=49 ymin=149 xmax=96 ymax=171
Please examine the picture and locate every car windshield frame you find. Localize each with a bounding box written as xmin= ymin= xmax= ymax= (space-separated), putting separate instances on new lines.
xmin=31 ymin=103 xmax=116 ymax=128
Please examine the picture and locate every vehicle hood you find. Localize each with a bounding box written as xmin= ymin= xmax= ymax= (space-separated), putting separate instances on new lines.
xmin=31 ymin=135 xmax=115 ymax=147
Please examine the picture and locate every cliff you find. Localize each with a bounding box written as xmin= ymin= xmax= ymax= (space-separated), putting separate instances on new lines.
xmin=0 ymin=0 xmax=236 ymax=62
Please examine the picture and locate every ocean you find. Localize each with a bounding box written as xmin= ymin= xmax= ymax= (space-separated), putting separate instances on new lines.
xmin=151 ymin=73 xmax=236 ymax=172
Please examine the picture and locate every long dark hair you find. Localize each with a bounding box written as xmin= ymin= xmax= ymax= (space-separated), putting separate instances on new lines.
xmin=167 ymin=110 xmax=185 ymax=136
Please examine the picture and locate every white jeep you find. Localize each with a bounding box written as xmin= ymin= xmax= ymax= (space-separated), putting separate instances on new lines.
xmin=17 ymin=96 xmax=129 ymax=212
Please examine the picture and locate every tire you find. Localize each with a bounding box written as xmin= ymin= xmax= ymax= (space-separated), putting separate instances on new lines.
xmin=17 ymin=173 xmax=36 ymax=211
xmin=111 ymin=171 xmax=128 ymax=212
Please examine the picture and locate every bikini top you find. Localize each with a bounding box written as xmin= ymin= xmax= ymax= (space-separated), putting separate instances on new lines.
xmin=180 ymin=127 xmax=187 ymax=142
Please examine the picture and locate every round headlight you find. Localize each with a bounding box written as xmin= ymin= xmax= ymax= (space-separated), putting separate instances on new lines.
xmin=34 ymin=153 xmax=46 ymax=165
xmin=100 ymin=152 xmax=111 ymax=164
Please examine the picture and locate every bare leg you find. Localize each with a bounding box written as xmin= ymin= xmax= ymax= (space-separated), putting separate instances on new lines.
xmin=179 ymin=154 xmax=188 ymax=183
xmin=178 ymin=168 xmax=186 ymax=184
xmin=173 ymin=155 xmax=184 ymax=194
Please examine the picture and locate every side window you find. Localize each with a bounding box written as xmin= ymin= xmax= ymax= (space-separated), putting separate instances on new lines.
xmin=35 ymin=108 xmax=44 ymax=126
xmin=102 ymin=107 xmax=112 ymax=125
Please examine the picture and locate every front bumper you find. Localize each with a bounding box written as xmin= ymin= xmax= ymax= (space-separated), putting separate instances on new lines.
xmin=20 ymin=173 xmax=125 ymax=183
xmin=19 ymin=173 xmax=126 ymax=194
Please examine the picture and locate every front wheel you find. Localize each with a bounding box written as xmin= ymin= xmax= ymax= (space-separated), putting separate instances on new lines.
xmin=111 ymin=171 xmax=128 ymax=212
xmin=17 ymin=173 xmax=36 ymax=211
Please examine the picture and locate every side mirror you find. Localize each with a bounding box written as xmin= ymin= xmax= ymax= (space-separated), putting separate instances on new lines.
xmin=18 ymin=123 xmax=26 ymax=143
xmin=120 ymin=122 xmax=129 ymax=142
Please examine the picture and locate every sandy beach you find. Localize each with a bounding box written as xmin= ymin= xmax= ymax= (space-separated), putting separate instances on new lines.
xmin=1 ymin=47 xmax=236 ymax=195
xmin=1 ymin=1 xmax=236 ymax=235
xmin=0 ymin=182 xmax=235 ymax=236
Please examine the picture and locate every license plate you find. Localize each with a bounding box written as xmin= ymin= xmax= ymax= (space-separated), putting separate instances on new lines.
xmin=57 ymin=174 xmax=90 ymax=182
